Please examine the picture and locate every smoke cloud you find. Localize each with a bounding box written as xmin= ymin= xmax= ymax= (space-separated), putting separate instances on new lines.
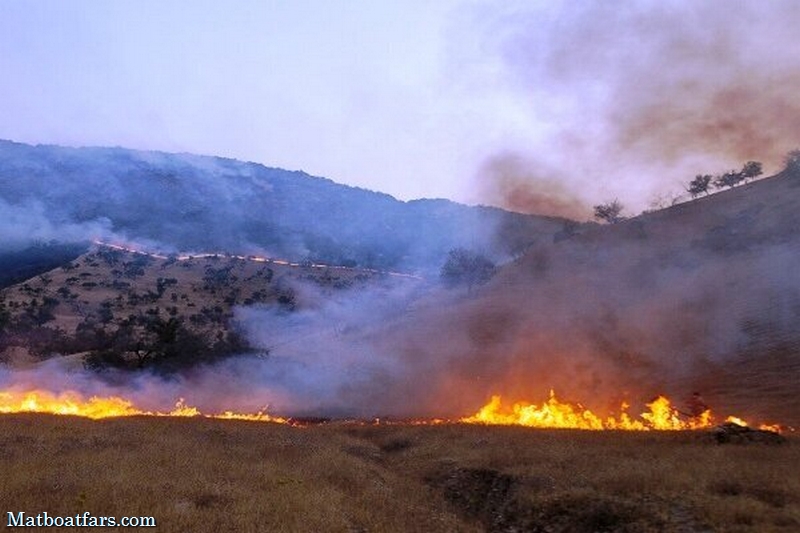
xmin=476 ymin=152 xmax=590 ymax=218
xmin=0 ymin=198 xmax=113 ymax=252
xmin=2 ymin=207 xmax=798 ymax=426
xmin=226 ymin=178 xmax=799 ymax=426
xmin=472 ymin=1 xmax=800 ymax=210
xmin=0 ymin=140 xmax=562 ymax=273
xmin=3 ymin=4 xmax=800 ymax=425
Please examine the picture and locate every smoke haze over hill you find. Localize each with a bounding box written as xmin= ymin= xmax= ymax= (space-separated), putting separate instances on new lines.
xmin=469 ymin=1 xmax=800 ymax=211
xmin=2 ymin=2 xmax=800 ymax=427
xmin=0 ymin=140 xmax=566 ymax=273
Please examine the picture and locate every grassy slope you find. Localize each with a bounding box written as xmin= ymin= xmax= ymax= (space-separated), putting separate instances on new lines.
xmin=358 ymin=172 xmax=800 ymax=425
xmin=0 ymin=415 xmax=797 ymax=533
xmin=0 ymin=245 xmax=408 ymax=365
xmin=506 ymin=173 xmax=800 ymax=427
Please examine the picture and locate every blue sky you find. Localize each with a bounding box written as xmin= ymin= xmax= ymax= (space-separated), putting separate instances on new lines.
xmin=2 ymin=1 xmax=798 ymax=216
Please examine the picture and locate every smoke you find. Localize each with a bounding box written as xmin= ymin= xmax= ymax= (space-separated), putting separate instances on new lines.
xmin=2 ymin=17 xmax=800 ymax=424
xmin=471 ymin=1 xmax=800 ymax=210
xmin=476 ymin=152 xmax=590 ymax=218
xmin=224 ymin=180 xmax=799 ymax=423
xmin=0 ymin=198 xmax=113 ymax=252
xmin=228 ymin=228 xmax=799 ymax=421
xmin=230 ymin=280 xmax=429 ymax=416
xmin=2 ymin=211 xmax=798 ymax=424
xmin=0 ymin=140 xmax=559 ymax=272
xmin=0 ymin=279 xmax=433 ymax=417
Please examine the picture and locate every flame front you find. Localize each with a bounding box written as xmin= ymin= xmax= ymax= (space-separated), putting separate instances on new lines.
xmin=91 ymin=240 xmax=422 ymax=279
xmin=0 ymin=388 xmax=783 ymax=432
xmin=0 ymin=390 xmax=289 ymax=424
xmin=461 ymin=390 xmax=744 ymax=431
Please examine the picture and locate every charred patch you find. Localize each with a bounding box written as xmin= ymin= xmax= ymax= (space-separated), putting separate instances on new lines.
xmin=342 ymin=444 xmax=382 ymax=462
xmin=427 ymin=466 xmax=533 ymax=532
xmin=427 ymin=465 xmax=670 ymax=533
xmin=711 ymin=423 xmax=787 ymax=445
xmin=532 ymin=492 xmax=664 ymax=533
xmin=379 ymin=437 xmax=413 ymax=454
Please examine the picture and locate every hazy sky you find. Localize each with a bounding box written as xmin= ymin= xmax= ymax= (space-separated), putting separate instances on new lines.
xmin=2 ymin=1 xmax=799 ymax=216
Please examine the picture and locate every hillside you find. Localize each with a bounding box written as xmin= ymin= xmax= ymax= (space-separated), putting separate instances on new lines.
xmin=2 ymin=142 xmax=798 ymax=427
xmin=332 ymin=170 xmax=800 ymax=426
xmin=0 ymin=241 xmax=87 ymax=289
xmin=0 ymin=243 xmax=416 ymax=373
xmin=0 ymin=140 xmax=570 ymax=273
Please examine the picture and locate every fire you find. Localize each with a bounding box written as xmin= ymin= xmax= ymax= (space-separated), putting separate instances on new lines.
xmin=724 ymin=415 xmax=783 ymax=433
xmin=0 ymin=390 xmax=289 ymax=424
xmin=461 ymin=390 xmax=760 ymax=431
xmin=91 ymin=240 xmax=422 ymax=279
xmin=0 ymin=388 xmax=784 ymax=432
xmin=725 ymin=415 xmax=749 ymax=427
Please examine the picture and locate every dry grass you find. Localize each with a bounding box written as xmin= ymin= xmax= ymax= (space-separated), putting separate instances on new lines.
xmin=0 ymin=416 xmax=798 ymax=532
xmin=1 ymin=247 xmax=411 ymax=367
xmin=2 ymin=247 xmax=392 ymax=337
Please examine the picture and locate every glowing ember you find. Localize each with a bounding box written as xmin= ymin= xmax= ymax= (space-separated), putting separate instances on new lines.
xmin=0 ymin=390 xmax=289 ymax=424
xmin=461 ymin=390 xmax=769 ymax=431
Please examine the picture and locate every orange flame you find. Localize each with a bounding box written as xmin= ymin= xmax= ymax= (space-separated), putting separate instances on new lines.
xmin=0 ymin=390 xmax=289 ymax=424
xmin=0 ymin=388 xmax=784 ymax=432
xmin=461 ymin=390 xmax=769 ymax=431
xmin=724 ymin=415 xmax=783 ymax=433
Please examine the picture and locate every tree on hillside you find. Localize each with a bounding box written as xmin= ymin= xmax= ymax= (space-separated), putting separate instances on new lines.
xmin=82 ymin=313 xmax=245 ymax=374
xmin=440 ymin=248 xmax=496 ymax=291
xmin=593 ymin=200 xmax=625 ymax=224
xmin=713 ymin=170 xmax=743 ymax=189
xmin=785 ymin=149 xmax=800 ymax=174
xmin=740 ymin=161 xmax=763 ymax=183
xmin=0 ymin=302 xmax=10 ymax=334
xmin=687 ymin=174 xmax=713 ymax=198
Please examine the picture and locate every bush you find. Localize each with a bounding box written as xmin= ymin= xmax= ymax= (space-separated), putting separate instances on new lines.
xmin=687 ymin=174 xmax=712 ymax=197
xmin=593 ymin=200 xmax=625 ymax=224
xmin=785 ymin=150 xmax=800 ymax=174
xmin=441 ymin=248 xmax=496 ymax=291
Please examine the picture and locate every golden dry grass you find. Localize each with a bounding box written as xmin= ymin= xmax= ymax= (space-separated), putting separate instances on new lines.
xmin=0 ymin=415 xmax=797 ymax=532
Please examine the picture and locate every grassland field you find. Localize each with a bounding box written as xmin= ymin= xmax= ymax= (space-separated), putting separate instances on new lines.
xmin=0 ymin=415 xmax=797 ymax=532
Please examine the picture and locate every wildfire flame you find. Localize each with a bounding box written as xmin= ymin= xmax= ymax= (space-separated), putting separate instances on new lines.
xmin=0 ymin=388 xmax=784 ymax=432
xmin=91 ymin=240 xmax=422 ymax=279
xmin=461 ymin=390 xmax=781 ymax=432
xmin=0 ymin=390 xmax=290 ymax=424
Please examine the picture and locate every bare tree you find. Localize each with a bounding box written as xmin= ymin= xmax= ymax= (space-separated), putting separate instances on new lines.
xmin=593 ymin=199 xmax=625 ymax=224
xmin=687 ymin=174 xmax=713 ymax=198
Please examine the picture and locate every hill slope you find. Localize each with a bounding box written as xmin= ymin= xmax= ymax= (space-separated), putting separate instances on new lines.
xmin=339 ymin=170 xmax=800 ymax=426
xmin=0 ymin=243 xmax=415 ymax=372
xmin=0 ymin=140 xmax=569 ymax=272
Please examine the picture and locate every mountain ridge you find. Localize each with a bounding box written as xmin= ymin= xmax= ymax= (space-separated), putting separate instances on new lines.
xmin=0 ymin=139 xmax=571 ymax=273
